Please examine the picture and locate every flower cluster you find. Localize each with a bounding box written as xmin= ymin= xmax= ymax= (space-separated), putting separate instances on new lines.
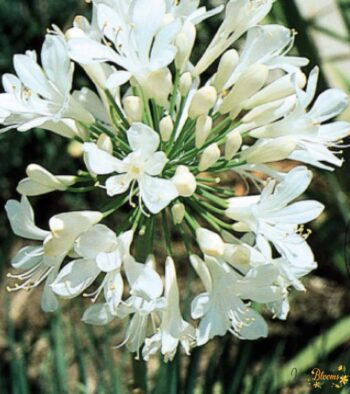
xmin=2 ymin=0 xmax=349 ymax=361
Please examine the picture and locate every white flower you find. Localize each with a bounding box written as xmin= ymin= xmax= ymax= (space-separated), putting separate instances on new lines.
xmin=5 ymin=197 xmax=101 ymax=311
xmin=117 ymin=256 xmax=166 ymax=358
xmin=51 ymin=227 xmax=133 ymax=314
xmin=250 ymin=68 xmax=350 ymax=169
xmin=69 ymin=0 xmax=182 ymax=89
xmin=143 ymin=257 xmax=196 ymax=361
xmin=225 ymin=166 xmax=324 ymax=265
xmin=193 ymin=0 xmax=273 ymax=76
xmin=83 ymin=123 xmax=178 ymax=214
xmin=190 ymin=255 xmax=269 ymax=345
xmin=0 ymin=35 xmax=94 ymax=135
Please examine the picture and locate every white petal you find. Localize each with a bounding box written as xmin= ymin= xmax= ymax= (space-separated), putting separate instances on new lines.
xmin=83 ymin=143 xmax=124 ymax=175
xmin=106 ymin=71 xmax=132 ymax=89
xmin=11 ymin=245 xmax=44 ymax=270
xmin=105 ymin=174 xmax=132 ymax=196
xmin=82 ymin=303 xmax=114 ymax=325
xmin=190 ymin=254 xmax=212 ymax=292
xmin=96 ymin=251 xmax=122 ymax=272
xmin=104 ymin=271 xmax=123 ymax=312
xmin=127 ymin=123 xmax=160 ymax=154
xmin=145 ymin=152 xmax=168 ymax=176
xmin=51 ymin=258 xmax=100 ymax=298
xmin=74 ymin=224 xmax=117 ymax=259
xmin=41 ymin=35 xmax=73 ymax=95
xmin=13 ymin=54 xmax=57 ymax=99
xmin=124 ymin=256 xmax=163 ymax=300
xmin=44 ymin=211 xmax=103 ymax=257
xmin=68 ymin=37 xmax=120 ymax=64
xmin=191 ymin=293 xmax=210 ymax=319
xmin=310 ymin=89 xmax=348 ymax=123
xmin=17 ymin=178 xmax=55 ymax=196
xmin=5 ymin=196 xmax=49 ymax=240
xmin=139 ymin=175 xmax=178 ymax=214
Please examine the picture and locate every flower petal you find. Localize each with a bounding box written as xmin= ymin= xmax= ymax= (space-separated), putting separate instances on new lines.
xmin=127 ymin=123 xmax=159 ymax=153
xmin=139 ymin=175 xmax=178 ymax=214
xmin=51 ymin=258 xmax=100 ymax=298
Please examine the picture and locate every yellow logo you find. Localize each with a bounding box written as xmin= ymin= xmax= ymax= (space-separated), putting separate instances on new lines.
xmin=308 ymin=365 xmax=349 ymax=390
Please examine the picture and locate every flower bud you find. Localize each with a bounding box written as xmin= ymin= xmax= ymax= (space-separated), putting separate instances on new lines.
xmin=240 ymin=137 xmax=296 ymax=164
xmin=175 ymin=23 xmax=196 ymax=71
xmin=198 ymin=143 xmax=220 ymax=171
xmin=196 ymin=228 xmax=225 ymax=257
xmin=172 ymin=203 xmax=186 ymax=224
xmin=243 ymin=72 xmax=306 ymax=109
xmin=224 ymin=244 xmax=250 ymax=266
xmin=123 ymin=96 xmax=143 ymax=123
xmin=172 ymin=165 xmax=197 ymax=197
xmin=213 ymin=49 xmax=239 ymax=91
xmin=143 ymin=68 xmax=173 ymax=106
xmin=219 ymin=64 xmax=269 ymax=115
xmin=97 ymin=134 xmax=113 ymax=154
xmin=189 ymin=86 xmax=217 ymax=119
xmin=179 ymin=72 xmax=192 ymax=96
xmin=225 ymin=130 xmax=242 ymax=160
xmin=160 ymin=115 xmax=174 ymax=142
xmin=17 ymin=164 xmax=76 ymax=196
xmin=195 ymin=115 xmax=213 ymax=149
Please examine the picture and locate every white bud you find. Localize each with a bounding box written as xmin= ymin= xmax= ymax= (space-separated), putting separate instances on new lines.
xmin=198 ymin=143 xmax=221 ymax=171
xmin=97 ymin=134 xmax=113 ymax=154
xmin=196 ymin=228 xmax=225 ymax=257
xmin=241 ymin=137 xmax=297 ymax=164
xmin=225 ymin=130 xmax=242 ymax=160
xmin=189 ymin=86 xmax=217 ymax=119
xmin=219 ymin=64 xmax=269 ymax=115
xmin=172 ymin=203 xmax=186 ymax=224
xmin=160 ymin=115 xmax=174 ymax=142
xmin=213 ymin=49 xmax=239 ymax=91
xmin=179 ymin=72 xmax=193 ymax=96
xmin=123 ymin=96 xmax=143 ymax=123
xmin=243 ymin=72 xmax=307 ymax=109
xmin=195 ymin=115 xmax=213 ymax=149
xmin=143 ymin=68 xmax=173 ymax=106
xmin=172 ymin=165 xmax=197 ymax=197
xmin=224 ymin=244 xmax=250 ymax=266
xmin=17 ymin=164 xmax=76 ymax=196
xmin=175 ymin=23 xmax=196 ymax=71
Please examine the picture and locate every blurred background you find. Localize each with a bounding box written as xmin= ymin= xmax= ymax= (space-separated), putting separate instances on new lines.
xmin=0 ymin=0 xmax=350 ymax=393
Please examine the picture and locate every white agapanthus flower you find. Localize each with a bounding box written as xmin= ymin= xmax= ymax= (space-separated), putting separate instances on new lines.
xmin=2 ymin=0 xmax=349 ymax=362
xmin=83 ymin=123 xmax=178 ymax=214
xmin=0 ymin=34 xmax=94 ymax=136
xmin=5 ymin=196 xmax=102 ymax=311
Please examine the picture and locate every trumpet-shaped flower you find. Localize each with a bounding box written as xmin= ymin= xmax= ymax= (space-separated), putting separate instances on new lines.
xmin=190 ymin=255 xmax=269 ymax=344
xmin=83 ymin=123 xmax=178 ymax=214
xmin=143 ymin=257 xmax=196 ymax=361
xmin=117 ymin=256 xmax=166 ymax=357
xmin=51 ymin=227 xmax=133 ymax=313
xmin=0 ymin=35 xmax=94 ymax=135
xmin=5 ymin=196 xmax=102 ymax=311
xmin=225 ymin=166 xmax=324 ymax=265
xmin=250 ymin=68 xmax=350 ymax=169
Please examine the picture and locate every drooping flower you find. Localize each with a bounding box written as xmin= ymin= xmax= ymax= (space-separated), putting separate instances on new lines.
xmin=5 ymin=196 xmax=102 ymax=311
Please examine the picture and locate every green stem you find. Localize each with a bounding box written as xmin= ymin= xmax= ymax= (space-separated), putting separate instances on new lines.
xmin=105 ymin=90 xmax=130 ymax=130
xmin=162 ymin=210 xmax=173 ymax=255
xmin=196 ymin=187 xmax=229 ymax=209
xmin=169 ymin=69 xmax=180 ymax=117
